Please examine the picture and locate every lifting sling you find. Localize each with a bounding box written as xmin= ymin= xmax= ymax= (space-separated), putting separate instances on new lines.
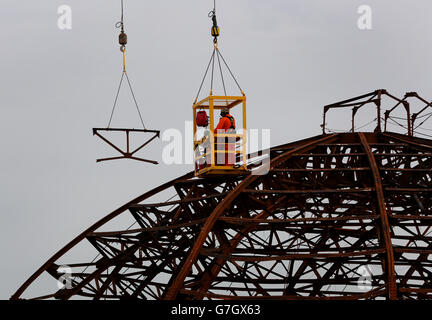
xmin=93 ymin=0 xmax=160 ymax=165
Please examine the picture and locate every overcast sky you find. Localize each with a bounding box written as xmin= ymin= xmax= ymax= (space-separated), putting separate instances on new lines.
xmin=1 ymin=0 xmax=431 ymax=299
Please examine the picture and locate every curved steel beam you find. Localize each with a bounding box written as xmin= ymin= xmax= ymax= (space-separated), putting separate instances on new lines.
xmin=195 ymin=195 xmax=288 ymax=297
xmin=358 ymin=132 xmax=397 ymax=300
xmin=383 ymin=132 xmax=432 ymax=150
xmin=164 ymin=134 xmax=338 ymax=300
xmin=12 ymin=136 xmax=323 ymax=300
xmin=11 ymin=171 xmax=195 ymax=300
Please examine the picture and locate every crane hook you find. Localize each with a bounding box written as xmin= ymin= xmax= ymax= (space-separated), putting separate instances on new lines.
xmin=208 ymin=10 xmax=220 ymax=43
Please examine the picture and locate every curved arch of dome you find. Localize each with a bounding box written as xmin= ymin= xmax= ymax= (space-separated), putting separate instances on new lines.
xmin=12 ymin=135 xmax=315 ymax=300
xmin=12 ymin=131 xmax=432 ymax=300
xmin=166 ymin=132 xmax=432 ymax=300
xmin=11 ymin=171 xmax=195 ymax=299
xmin=164 ymin=134 xmax=338 ymax=299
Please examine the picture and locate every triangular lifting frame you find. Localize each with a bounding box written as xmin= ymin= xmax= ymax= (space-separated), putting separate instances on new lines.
xmin=93 ymin=128 xmax=160 ymax=164
xmin=93 ymin=0 xmax=159 ymax=165
xmin=92 ymin=54 xmax=160 ymax=165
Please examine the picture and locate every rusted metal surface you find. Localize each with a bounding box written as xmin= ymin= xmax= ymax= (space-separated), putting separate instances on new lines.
xmin=323 ymin=89 xmax=432 ymax=138
xmin=359 ymin=132 xmax=397 ymax=299
xmin=11 ymin=91 xmax=432 ymax=300
xmin=12 ymin=130 xmax=432 ymax=300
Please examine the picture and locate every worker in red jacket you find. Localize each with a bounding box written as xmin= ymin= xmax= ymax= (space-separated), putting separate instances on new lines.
xmin=214 ymin=108 xmax=236 ymax=166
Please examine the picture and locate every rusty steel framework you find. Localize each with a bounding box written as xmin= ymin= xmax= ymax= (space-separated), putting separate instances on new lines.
xmin=12 ymin=90 xmax=432 ymax=300
xmin=323 ymin=89 xmax=432 ymax=139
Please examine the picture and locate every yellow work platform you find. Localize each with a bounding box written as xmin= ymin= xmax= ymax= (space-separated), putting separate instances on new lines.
xmin=193 ymin=94 xmax=247 ymax=177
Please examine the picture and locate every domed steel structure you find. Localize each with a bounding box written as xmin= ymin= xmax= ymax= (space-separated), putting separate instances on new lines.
xmin=12 ymin=90 xmax=432 ymax=300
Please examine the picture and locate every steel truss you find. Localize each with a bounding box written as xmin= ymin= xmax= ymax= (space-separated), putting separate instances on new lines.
xmin=12 ymin=130 xmax=432 ymax=300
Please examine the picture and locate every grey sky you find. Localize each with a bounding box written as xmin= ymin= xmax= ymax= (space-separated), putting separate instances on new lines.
xmin=1 ymin=0 xmax=431 ymax=299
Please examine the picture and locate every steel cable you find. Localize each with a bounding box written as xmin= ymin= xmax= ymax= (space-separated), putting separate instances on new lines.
xmin=107 ymin=72 xmax=125 ymax=128
xmin=195 ymin=49 xmax=215 ymax=103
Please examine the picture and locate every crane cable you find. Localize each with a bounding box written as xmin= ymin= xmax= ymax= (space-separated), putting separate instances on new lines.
xmin=108 ymin=0 xmax=146 ymax=129
xmin=194 ymin=0 xmax=244 ymax=103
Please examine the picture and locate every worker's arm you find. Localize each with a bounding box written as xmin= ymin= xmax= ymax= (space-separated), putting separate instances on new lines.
xmin=215 ymin=117 xmax=228 ymax=131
